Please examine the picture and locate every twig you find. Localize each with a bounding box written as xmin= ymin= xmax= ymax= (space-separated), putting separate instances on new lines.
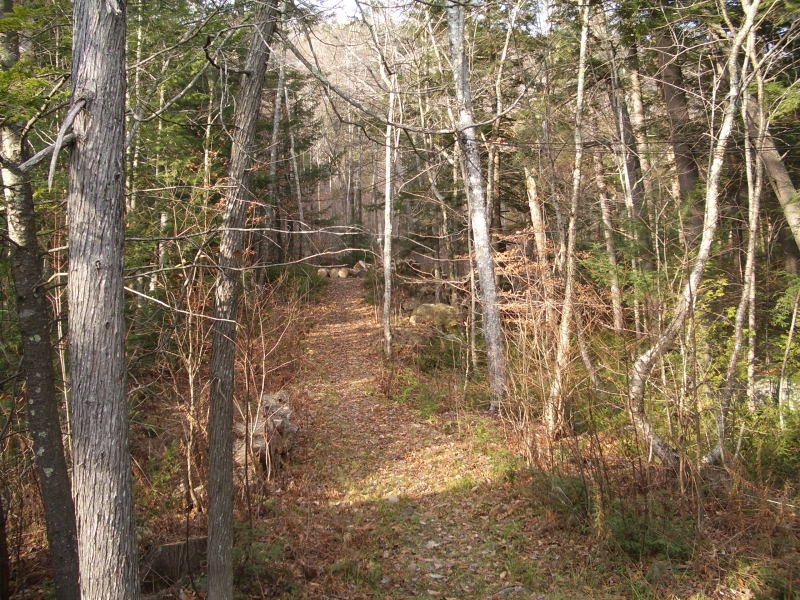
xmin=48 ymin=99 xmax=86 ymax=190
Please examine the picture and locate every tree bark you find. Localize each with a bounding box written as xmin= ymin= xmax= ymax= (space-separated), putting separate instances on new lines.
xmin=383 ymin=81 xmax=396 ymax=360
xmin=592 ymin=151 xmax=624 ymax=334
xmin=524 ymin=169 xmax=555 ymax=328
xmin=285 ymin=87 xmax=304 ymax=260
xmin=267 ymin=49 xmax=286 ymax=267
xmin=0 ymin=3 xmax=80 ymax=597
xmin=207 ymin=2 xmax=278 ymax=597
xmin=446 ymin=0 xmax=507 ymax=410
xmin=745 ymin=103 xmax=800 ymax=250
xmin=656 ymin=33 xmax=700 ymax=201
xmin=1 ymin=130 xmax=81 ymax=600
xmin=68 ymin=0 xmax=139 ymax=596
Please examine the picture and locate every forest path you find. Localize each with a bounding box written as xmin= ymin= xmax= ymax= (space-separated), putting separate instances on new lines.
xmin=257 ymin=277 xmax=597 ymax=600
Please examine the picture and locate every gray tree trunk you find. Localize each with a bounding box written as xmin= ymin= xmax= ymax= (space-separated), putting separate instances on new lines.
xmin=267 ymin=50 xmax=286 ymax=266
xmin=446 ymin=0 xmax=507 ymax=410
xmin=207 ymin=2 xmax=278 ymax=597
xmin=67 ymin=0 xmax=139 ymax=596
xmin=745 ymin=103 xmax=800 ymax=249
xmin=285 ymin=87 xmax=304 ymax=260
xmin=656 ymin=34 xmax=700 ymax=201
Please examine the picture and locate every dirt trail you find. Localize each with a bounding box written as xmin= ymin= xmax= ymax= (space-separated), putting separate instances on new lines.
xmin=259 ymin=277 xmax=581 ymax=599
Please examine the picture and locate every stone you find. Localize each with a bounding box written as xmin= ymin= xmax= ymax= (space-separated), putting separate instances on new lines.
xmin=234 ymin=390 xmax=298 ymax=478
xmin=410 ymin=303 xmax=462 ymax=332
xmin=139 ymin=537 xmax=207 ymax=585
xmin=751 ymin=377 xmax=800 ymax=411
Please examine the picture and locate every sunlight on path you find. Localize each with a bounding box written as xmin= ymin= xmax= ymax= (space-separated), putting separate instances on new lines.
xmin=275 ymin=277 xmax=572 ymax=599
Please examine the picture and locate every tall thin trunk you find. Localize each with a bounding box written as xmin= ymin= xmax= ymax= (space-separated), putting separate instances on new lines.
xmin=704 ymin=57 xmax=763 ymax=463
xmin=778 ymin=290 xmax=800 ymax=430
xmin=267 ymin=51 xmax=286 ymax=265
xmin=627 ymin=0 xmax=760 ymax=465
xmin=383 ymin=81 xmax=396 ymax=359
xmin=595 ymin=8 xmax=648 ymax=260
xmin=2 ymin=129 xmax=81 ymax=600
xmin=546 ymin=0 xmax=589 ymax=439
xmin=0 ymin=3 xmax=79 ymax=596
xmin=446 ymin=0 xmax=507 ymax=410
xmin=285 ymin=87 xmax=304 ymax=260
xmin=68 ymin=0 xmax=139 ymax=595
xmin=203 ymin=73 xmax=216 ymax=203
xmin=592 ymin=151 xmax=624 ymax=334
xmin=356 ymin=130 xmax=363 ymax=224
xmin=524 ymin=168 xmax=555 ymax=327
xmin=628 ymin=45 xmax=655 ymax=205
xmin=207 ymin=2 xmax=278 ymax=597
xmin=745 ymin=103 xmax=800 ymax=250
xmin=656 ymin=33 xmax=700 ymax=200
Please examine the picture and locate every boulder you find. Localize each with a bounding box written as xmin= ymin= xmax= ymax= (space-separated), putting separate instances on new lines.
xmin=337 ymin=268 xmax=350 ymax=278
xmin=317 ymin=268 xmax=329 ymax=278
xmin=139 ymin=536 xmax=207 ymax=585
xmin=401 ymin=298 xmax=422 ymax=313
xmin=234 ymin=390 xmax=298 ymax=478
xmin=751 ymin=377 xmax=800 ymax=411
xmin=410 ymin=303 xmax=462 ymax=332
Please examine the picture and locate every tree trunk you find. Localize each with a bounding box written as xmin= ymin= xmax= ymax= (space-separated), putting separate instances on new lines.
xmin=267 ymin=51 xmax=286 ymax=266
xmin=592 ymin=151 xmax=624 ymax=334
xmin=524 ymin=168 xmax=555 ymax=327
xmin=68 ymin=0 xmax=139 ymax=596
xmin=704 ymin=78 xmax=763 ymax=464
xmin=546 ymin=0 xmax=589 ymax=439
xmin=627 ymin=0 xmax=760 ymax=465
xmin=382 ymin=82 xmax=396 ymax=360
xmin=656 ymin=33 xmax=702 ymax=237
xmin=285 ymin=87 xmax=304 ymax=260
xmin=1 ymin=130 xmax=81 ymax=600
xmin=0 ymin=3 xmax=80 ymax=596
xmin=745 ymin=103 xmax=800 ymax=250
xmin=206 ymin=2 xmax=278 ymax=597
xmin=446 ymin=0 xmax=507 ymax=410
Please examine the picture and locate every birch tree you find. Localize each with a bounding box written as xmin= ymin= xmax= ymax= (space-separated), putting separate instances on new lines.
xmin=445 ymin=0 xmax=507 ymax=410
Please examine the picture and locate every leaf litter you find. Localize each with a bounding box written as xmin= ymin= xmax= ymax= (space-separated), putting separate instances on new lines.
xmin=230 ymin=278 xmax=785 ymax=600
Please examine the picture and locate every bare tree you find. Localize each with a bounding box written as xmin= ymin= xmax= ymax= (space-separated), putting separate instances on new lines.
xmin=545 ymin=0 xmax=589 ymax=439
xmin=445 ymin=0 xmax=507 ymax=410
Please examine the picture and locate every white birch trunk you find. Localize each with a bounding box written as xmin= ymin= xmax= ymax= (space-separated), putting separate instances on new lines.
xmin=446 ymin=0 xmax=507 ymax=410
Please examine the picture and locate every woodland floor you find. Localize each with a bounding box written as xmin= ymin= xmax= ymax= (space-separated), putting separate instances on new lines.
xmin=224 ymin=277 xmax=794 ymax=600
